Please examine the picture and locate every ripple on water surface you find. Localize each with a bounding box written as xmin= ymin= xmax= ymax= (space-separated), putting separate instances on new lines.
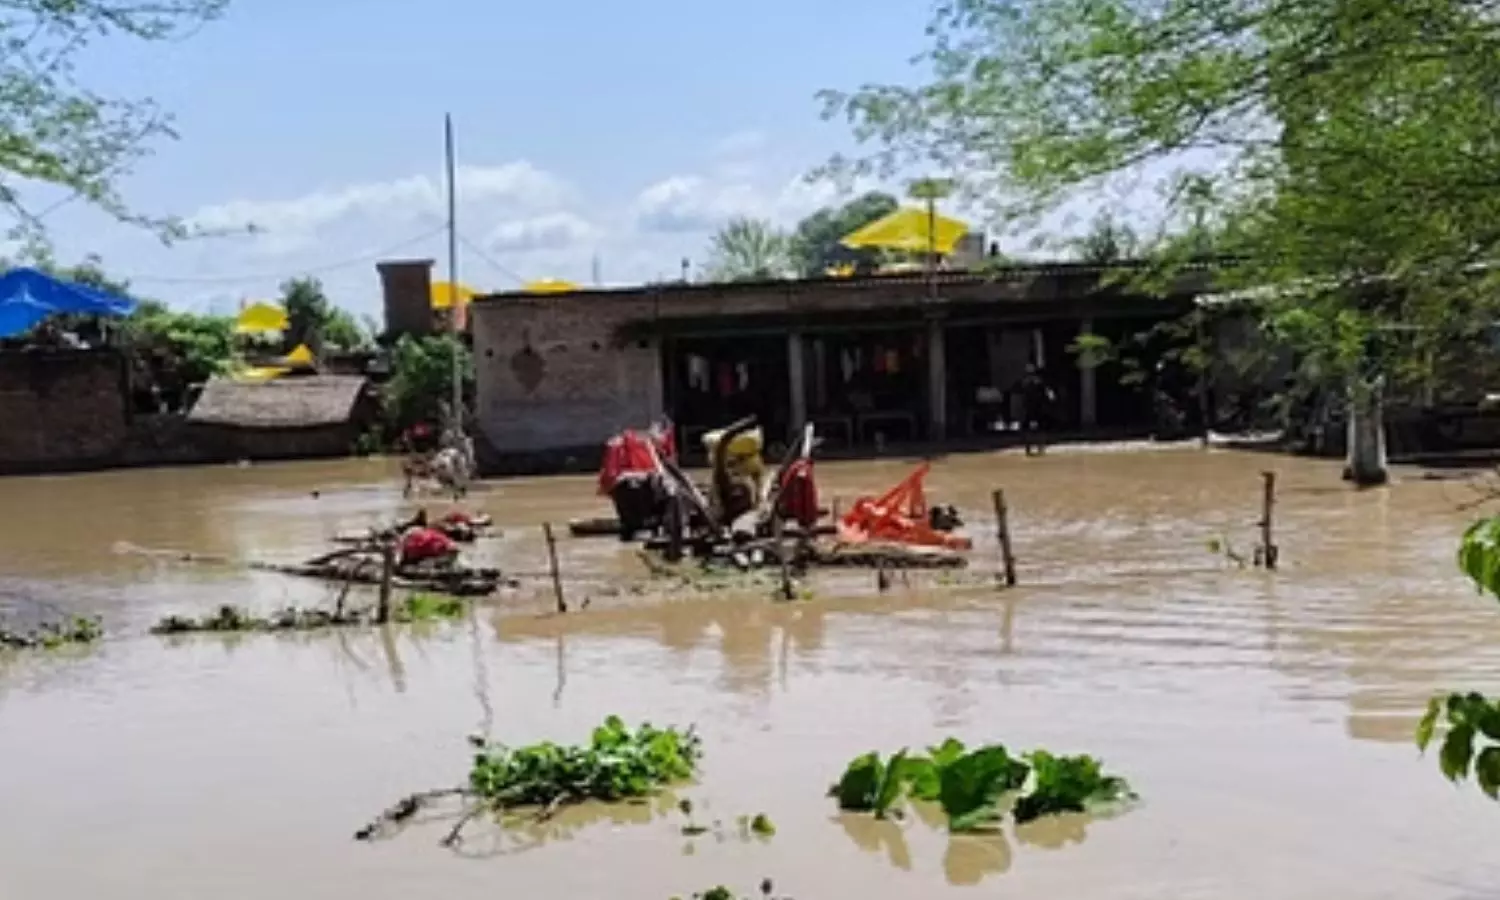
xmin=1 ymin=450 xmax=1500 ymax=899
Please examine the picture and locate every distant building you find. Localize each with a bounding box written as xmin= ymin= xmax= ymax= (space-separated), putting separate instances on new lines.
xmin=460 ymin=263 xmax=1216 ymax=475
xmin=185 ymin=375 xmax=377 ymax=460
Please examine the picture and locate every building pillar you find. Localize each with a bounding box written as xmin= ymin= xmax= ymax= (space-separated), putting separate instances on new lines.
xmin=927 ymin=318 xmax=947 ymax=442
xmin=1078 ymin=318 xmax=1097 ymax=428
xmin=787 ymin=330 xmax=807 ymax=432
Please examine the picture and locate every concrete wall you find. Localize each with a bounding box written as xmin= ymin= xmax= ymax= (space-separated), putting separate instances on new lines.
xmin=470 ymin=295 xmax=664 ymax=471
xmin=0 ymin=350 xmax=129 ymax=472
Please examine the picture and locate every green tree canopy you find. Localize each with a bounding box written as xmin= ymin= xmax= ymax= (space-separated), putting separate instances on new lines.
xmin=386 ymin=334 xmax=473 ymax=431
xmin=278 ymin=276 xmax=371 ymax=353
xmin=819 ymin=0 xmax=1500 ymax=402
xmin=703 ymin=217 xmax=793 ymax=282
xmin=0 ymin=1 xmax=229 ymax=251
xmin=788 ymin=191 xmax=899 ymax=276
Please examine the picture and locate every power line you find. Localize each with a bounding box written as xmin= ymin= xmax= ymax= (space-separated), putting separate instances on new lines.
xmin=455 ymin=231 xmax=527 ymax=286
xmin=119 ymin=226 xmax=447 ymax=286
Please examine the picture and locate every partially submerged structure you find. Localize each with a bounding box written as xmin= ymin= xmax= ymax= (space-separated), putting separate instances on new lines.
xmin=465 ymin=263 xmax=1216 ymax=474
xmin=185 ymin=375 xmax=376 ymax=460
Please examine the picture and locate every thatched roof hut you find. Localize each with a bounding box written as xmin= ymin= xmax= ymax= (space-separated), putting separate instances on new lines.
xmin=186 ymin=375 xmax=375 ymax=460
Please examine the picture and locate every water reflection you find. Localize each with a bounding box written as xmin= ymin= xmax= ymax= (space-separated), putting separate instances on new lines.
xmin=1013 ymin=812 xmax=1090 ymax=850
xmin=837 ymin=815 xmax=912 ymax=871
xmin=942 ymin=833 xmax=1012 ymax=885
xmin=836 ymin=809 xmax=1019 ymax=886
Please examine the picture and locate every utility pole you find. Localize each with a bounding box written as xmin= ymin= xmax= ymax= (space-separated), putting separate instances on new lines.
xmin=444 ymin=114 xmax=464 ymax=435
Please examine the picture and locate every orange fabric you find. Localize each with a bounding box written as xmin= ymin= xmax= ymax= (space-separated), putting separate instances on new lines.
xmin=837 ymin=463 xmax=972 ymax=550
xmin=597 ymin=425 xmax=676 ymax=496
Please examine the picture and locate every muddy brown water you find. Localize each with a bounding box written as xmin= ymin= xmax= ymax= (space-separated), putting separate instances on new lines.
xmin=2 ymin=448 xmax=1500 ymax=899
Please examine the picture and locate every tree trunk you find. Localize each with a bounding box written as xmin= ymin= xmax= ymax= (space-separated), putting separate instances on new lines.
xmin=1343 ymin=378 xmax=1388 ymax=486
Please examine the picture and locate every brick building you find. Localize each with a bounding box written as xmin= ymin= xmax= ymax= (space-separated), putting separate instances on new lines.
xmin=463 ymin=263 xmax=1215 ymax=475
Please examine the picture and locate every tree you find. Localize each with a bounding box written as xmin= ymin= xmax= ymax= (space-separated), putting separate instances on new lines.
xmin=818 ymin=0 xmax=1500 ymax=422
xmin=1072 ymin=212 xmax=1140 ymax=264
xmin=1418 ymin=517 xmax=1500 ymax=798
xmin=788 ymin=191 xmax=899 ymax=276
xmin=277 ymin=277 xmax=370 ymax=353
xmin=0 ymin=1 xmax=229 ymax=252
xmin=703 ymin=217 xmax=793 ymax=282
xmin=385 ymin=334 xmax=474 ymax=432
xmin=121 ymin=303 xmax=235 ymax=387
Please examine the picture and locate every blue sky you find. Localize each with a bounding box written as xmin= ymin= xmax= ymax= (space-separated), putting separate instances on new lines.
xmin=36 ymin=1 xmax=1158 ymax=319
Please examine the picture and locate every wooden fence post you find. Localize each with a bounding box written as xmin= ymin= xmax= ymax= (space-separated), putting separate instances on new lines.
xmin=1259 ymin=471 xmax=1278 ymax=570
xmin=993 ymin=489 xmax=1017 ymax=587
xmin=377 ymin=541 xmax=395 ymax=624
xmin=543 ymin=523 xmax=567 ymax=613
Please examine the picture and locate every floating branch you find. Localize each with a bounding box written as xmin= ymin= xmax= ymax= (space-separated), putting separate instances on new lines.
xmin=357 ymin=717 xmax=702 ymax=848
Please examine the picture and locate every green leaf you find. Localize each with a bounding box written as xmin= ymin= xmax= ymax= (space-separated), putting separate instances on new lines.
xmin=1440 ymin=724 xmax=1476 ymax=782
xmin=903 ymin=756 xmax=942 ymax=802
xmin=938 ymin=746 xmax=1027 ymax=833
xmin=749 ymin=813 xmax=776 ymax=837
xmin=832 ymin=752 xmax=884 ymax=812
xmin=1416 ymin=696 xmax=1442 ymax=752
xmin=873 ymin=749 xmax=910 ymax=818
xmin=1475 ymin=747 xmax=1500 ymax=799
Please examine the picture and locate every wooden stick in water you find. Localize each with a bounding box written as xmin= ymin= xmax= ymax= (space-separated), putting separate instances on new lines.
xmin=543 ymin=522 xmax=567 ymax=612
xmin=993 ymin=488 xmax=1017 ymax=587
xmin=1259 ymin=471 xmax=1278 ymax=570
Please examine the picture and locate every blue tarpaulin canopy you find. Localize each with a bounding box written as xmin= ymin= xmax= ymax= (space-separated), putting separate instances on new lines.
xmin=0 ymin=267 xmax=138 ymax=339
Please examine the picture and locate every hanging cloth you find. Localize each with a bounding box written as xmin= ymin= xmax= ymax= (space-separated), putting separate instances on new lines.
xmin=688 ymin=355 xmax=709 ymax=391
xmin=872 ymin=344 xmax=886 ymax=374
xmin=841 ymin=349 xmax=855 ymax=383
xmin=717 ymin=362 xmax=735 ymax=397
xmin=886 ymin=348 xmax=900 ymax=374
xmin=737 ymin=362 xmax=750 ymax=391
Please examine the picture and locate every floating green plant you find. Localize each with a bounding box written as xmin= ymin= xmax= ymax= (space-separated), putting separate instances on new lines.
xmin=357 ymin=716 xmax=702 ymax=847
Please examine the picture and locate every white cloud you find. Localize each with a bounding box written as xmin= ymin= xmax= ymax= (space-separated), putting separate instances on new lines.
xmin=486 ymin=212 xmax=600 ymax=253
xmin=189 ymin=162 xmax=573 ymax=235
xmin=632 ymin=171 xmax=852 ymax=234
xmin=61 ymin=133 xmax=902 ymax=318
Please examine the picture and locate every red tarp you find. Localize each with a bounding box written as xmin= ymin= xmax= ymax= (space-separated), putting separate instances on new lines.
xmin=598 ymin=423 xmax=676 ymax=496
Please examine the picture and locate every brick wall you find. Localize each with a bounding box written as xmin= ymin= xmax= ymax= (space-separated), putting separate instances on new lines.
xmin=0 ymin=349 xmax=129 ymax=472
xmin=378 ymin=259 xmax=435 ymax=339
xmin=470 ymin=295 xmax=664 ymax=464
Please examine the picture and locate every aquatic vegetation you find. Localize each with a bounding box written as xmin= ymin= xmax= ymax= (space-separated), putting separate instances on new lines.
xmin=151 ymin=595 xmax=468 ymax=635
xmin=1010 ymin=750 xmax=1135 ymax=824
xmin=674 ymin=799 xmax=776 ymax=841
xmin=831 ymin=739 xmax=1132 ymax=832
xmin=0 ymin=614 xmax=103 ymax=650
xmin=1417 ymin=692 xmax=1500 ymax=797
xmin=671 ymin=879 xmax=788 ymax=900
xmin=357 ymin=716 xmax=702 ymax=847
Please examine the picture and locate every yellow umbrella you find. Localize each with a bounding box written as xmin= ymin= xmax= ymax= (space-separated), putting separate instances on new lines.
xmin=234 ymin=301 xmax=288 ymax=334
xmin=521 ymin=278 xmax=579 ymax=294
xmin=840 ymin=206 xmax=969 ymax=256
xmin=430 ymin=281 xmax=478 ymax=309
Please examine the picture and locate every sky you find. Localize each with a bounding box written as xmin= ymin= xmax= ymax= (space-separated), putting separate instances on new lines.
xmin=30 ymin=0 xmax=1149 ymax=320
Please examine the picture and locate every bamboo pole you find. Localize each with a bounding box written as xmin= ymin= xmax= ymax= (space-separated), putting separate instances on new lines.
xmin=993 ymin=489 xmax=1016 ymax=587
xmin=543 ymin=523 xmax=567 ymax=612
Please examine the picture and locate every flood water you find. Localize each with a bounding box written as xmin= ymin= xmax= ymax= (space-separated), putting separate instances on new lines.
xmin=2 ymin=448 xmax=1499 ymax=899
